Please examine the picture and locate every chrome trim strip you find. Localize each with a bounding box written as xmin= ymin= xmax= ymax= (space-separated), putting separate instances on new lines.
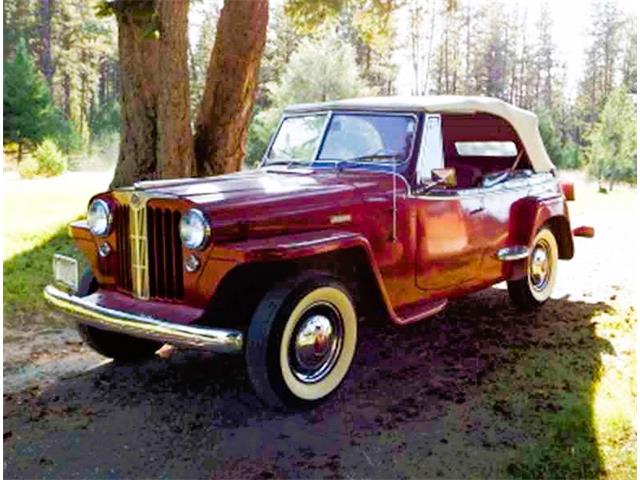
xmin=496 ymin=245 xmax=530 ymax=261
xmin=43 ymin=285 xmax=243 ymax=353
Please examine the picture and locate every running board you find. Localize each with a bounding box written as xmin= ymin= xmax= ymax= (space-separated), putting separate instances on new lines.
xmin=496 ymin=245 xmax=529 ymax=261
xmin=393 ymin=299 xmax=448 ymax=325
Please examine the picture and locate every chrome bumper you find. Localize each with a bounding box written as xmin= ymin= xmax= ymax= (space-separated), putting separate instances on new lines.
xmin=43 ymin=285 xmax=244 ymax=353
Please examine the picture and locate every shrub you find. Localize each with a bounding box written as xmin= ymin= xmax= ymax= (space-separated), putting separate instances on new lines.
xmin=32 ymin=139 xmax=67 ymax=177
xmin=559 ymin=141 xmax=582 ymax=169
xmin=17 ymin=156 xmax=39 ymax=179
xmin=585 ymin=87 xmax=637 ymax=190
xmin=537 ymin=109 xmax=564 ymax=166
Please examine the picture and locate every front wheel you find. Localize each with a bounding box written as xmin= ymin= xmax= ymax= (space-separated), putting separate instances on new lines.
xmin=246 ymin=274 xmax=358 ymax=408
xmin=508 ymin=227 xmax=559 ymax=311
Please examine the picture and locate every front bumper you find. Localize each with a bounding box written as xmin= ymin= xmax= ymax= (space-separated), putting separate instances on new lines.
xmin=43 ymin=285 xmax=244 ymax=353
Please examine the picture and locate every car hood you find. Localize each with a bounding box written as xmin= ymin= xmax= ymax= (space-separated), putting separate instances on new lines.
xmin=132 ymin=168 xmax=376 ymax=207
xmin=130 ymin=167 xmax=402 ymax=242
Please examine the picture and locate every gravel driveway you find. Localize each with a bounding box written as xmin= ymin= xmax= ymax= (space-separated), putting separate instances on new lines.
xmin=3 ymin=177 xmax=636 ymax=479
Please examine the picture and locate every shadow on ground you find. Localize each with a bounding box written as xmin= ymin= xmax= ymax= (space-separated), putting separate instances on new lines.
xmin=3 ymin=289 xmax=612 ymax=479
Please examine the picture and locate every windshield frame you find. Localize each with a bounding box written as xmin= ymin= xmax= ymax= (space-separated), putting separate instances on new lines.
xmin=261 ymin=110 xmax=420 ymax=172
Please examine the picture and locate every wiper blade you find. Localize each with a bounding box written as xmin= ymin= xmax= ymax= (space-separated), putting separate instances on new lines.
xmin=265 ymin=159 xmax=311 ymax=168
xmin=348 ymin=153 xmax=403 ymax=162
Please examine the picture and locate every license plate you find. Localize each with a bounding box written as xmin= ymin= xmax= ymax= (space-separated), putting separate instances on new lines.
xmin=53 ymin=254 xmax=79 ymax=291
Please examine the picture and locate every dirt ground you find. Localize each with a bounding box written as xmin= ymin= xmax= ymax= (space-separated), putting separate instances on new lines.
xmin=3 ymin=175 xmax=637 ymax=479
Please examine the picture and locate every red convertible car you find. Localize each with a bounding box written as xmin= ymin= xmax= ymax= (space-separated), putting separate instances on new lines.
xmin=45 ymin=96 xmax=591 ymax=407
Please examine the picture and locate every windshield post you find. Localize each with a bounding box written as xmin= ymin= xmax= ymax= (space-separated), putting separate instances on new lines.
xmin=311 ymin=111 xmax=333 ymax=164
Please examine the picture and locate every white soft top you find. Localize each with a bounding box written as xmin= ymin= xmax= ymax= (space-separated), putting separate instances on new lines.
xmin=286 ymin=95 xmax=554 ymax=172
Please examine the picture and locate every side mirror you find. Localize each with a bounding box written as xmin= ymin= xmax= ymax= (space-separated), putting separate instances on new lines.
xmin=431 ymin=167 xmax=457 ymax=188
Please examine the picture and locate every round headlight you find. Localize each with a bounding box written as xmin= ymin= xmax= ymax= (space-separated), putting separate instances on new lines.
xmin=87 ymin=199 xmax=112 ymax=236
xmin=180 ymin=209 xmax=210 ymax=249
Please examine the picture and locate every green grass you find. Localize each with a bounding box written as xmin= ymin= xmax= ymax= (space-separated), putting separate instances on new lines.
xmin=3 ymin=172 xmax=110 ymax=328
xmin=420 ymin=298 xmax=636 ymax=480
xmin=502 ymin=306 xmax=636 ymax=479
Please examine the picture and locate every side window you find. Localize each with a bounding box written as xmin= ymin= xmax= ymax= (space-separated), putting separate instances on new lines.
xmin=455 ymin=141 xmax=517 ymax=157
xmin=417 ymin=115 xmax=444 ymax=184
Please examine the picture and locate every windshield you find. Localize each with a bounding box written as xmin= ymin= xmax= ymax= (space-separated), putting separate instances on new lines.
xmin=265 ymin=113 xmax=417 ymax=166
xmin=318 ymin=114 xmax=416 ymax=163
xmin=266 ymin=114 xmax=327 ymax=163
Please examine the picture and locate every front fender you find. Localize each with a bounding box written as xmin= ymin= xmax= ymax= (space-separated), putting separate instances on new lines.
xmin=210 ymin=229 xmax=376 ymax=263
xmin=208 ymin=229 xmax=396 ymax=321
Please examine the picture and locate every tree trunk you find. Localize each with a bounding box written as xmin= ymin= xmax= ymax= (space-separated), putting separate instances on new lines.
xmin=38 ymin=0 xmax=54 ymax=88
xmin=194 ymin=0 xmax=269 ymax=176
xmin=110 ymin=3 xmax=160 ymax=188
xmin=156 ymin=0 xmax=194 ymax=179
xmin=63 ymin=73 xmax=71 ymax=117
xmin=110 ymin=0 xmax=194 ymax=188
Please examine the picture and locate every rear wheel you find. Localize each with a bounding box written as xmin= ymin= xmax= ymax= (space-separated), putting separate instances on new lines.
xmin=508 ymin=228 xmax=558 ymax=311
xmin=75 ymin=268 xmax=162 ymax=361
xmin=246 ymin=274 xmax=358 ymax=408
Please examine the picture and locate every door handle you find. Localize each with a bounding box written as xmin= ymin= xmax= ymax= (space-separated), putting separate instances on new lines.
xmin=470 ymin=207 xmax=484 ymax=215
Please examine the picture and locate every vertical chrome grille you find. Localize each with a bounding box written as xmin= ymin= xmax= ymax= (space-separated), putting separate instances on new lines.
xmin=129 ymin=201 xmax=150 ymax=299
xmin=147 ymin=207 xmax=184 ymax=299
xmin=114 ymin=193 xmax=184 ymax=301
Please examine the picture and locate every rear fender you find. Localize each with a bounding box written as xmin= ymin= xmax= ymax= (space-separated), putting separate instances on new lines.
xmin=502 ymin=196 xmax=573 ymax=280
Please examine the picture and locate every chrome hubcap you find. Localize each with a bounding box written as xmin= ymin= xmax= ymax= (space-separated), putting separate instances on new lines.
xmin=290 ymin=303 xmax=343 ymax=383
xmin=530 ymin=241 xmax=551 ymax=291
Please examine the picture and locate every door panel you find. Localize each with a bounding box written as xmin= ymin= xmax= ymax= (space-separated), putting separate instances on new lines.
xmin=414 ymin=191 xmax=485 ymax=293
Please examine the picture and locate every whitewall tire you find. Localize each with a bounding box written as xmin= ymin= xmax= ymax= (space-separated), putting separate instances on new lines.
xmin=508 ymin=227 xmax=558 ymax=310
xmin=246 ymin=274 xmax=358 ymax=408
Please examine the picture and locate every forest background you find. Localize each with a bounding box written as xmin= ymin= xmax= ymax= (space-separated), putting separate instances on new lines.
xmin=3 ymin=0 xmax=637 ymax=190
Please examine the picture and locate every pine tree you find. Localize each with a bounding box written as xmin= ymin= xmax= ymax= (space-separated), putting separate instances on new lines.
xmin=3 ymin=38 xmax=57 ymax=161
xmin=585 ymin=87 xmax=636 ymax=189
xmin=620 ymin=17 xmax=637 ymax=94
xmin=577 ymin=0 xmax=623 ymax=124
xmin=3 ymin=0 xmax=38 ymax=60
xmin=272 ymin=32 xmax=368 ymax=106
xmin=535 ymin=3 xmax=555 ymax=111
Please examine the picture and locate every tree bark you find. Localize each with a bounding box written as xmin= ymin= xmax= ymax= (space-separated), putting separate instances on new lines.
xmin=111 ymin=0 xmax=267 ymax=186
xmin=38 ymin=0 xmax=54 ymax=88
xmin=194 ymin=0 xmax=269 ymax=176
xmin=110 ymin=0 xmax=194 ymax=188
xmin=110 ymin=2 xmax=160 ymax=188
xmin=156 ymin=0 xmax=194 ymax=179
